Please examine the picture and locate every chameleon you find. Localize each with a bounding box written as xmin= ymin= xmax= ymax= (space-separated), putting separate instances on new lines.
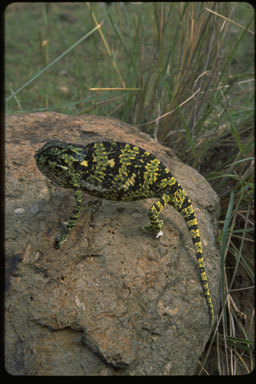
xmin=34 ymin=140 xmax=214 ymax=326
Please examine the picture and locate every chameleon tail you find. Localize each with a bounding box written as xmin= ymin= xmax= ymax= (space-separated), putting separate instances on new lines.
xmin=167 ymin=180 xmax=214 ymax=326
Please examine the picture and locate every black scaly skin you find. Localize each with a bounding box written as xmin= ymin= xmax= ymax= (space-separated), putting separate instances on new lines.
xmin=34 ymin=140 xmax=214 ymax=326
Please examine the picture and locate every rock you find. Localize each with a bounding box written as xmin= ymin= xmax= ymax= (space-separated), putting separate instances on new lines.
xmin=5 ymin=112 xmax=220 ymax=375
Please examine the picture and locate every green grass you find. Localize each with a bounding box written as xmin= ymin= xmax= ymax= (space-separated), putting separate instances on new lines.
xmin=5 ymin=2 xmax=254 ymax=375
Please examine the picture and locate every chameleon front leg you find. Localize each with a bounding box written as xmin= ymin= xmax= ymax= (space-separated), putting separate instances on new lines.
xmin=55 ymin=188 xmax=83 ymax=249
xmin=143 ymin=194 xmax=170 ymax=238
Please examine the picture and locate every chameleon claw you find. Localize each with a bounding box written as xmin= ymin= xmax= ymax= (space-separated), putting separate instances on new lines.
xmin=54 ymin=222 xmax=68 ymax=249
xmin=54 ymin=236 xmax=67 ymax=250
xmin=55 ymin=218 xmax=79 ymax=250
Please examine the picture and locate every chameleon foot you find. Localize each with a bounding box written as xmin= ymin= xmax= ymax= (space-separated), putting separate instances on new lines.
xmin=143 ymin=220 xmax=163 ymax=239
xmin=54 ymin=221 xmax=69 ymax=250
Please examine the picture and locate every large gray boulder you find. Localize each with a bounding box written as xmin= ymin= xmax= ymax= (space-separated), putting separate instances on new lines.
xmin=5 ymin=112 xmax=220 ymax=375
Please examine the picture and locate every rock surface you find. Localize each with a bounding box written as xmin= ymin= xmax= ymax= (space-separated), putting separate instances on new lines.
xmin=5 ymin=112 xmax=220 ymax=375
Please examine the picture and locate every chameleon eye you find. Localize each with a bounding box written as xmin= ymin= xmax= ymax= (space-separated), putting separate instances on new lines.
xmin=48 ymin=147 xmax=62 ymax=156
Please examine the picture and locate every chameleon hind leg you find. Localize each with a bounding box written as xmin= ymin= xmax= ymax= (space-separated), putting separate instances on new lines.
xmin=143 ymin=194 xmax=170 ymax=238
xmin=55 ymin=188 xmax=83 ymax=249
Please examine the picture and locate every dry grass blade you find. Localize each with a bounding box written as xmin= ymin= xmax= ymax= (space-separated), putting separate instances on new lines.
xmin=138 ymin=88 xmax=200 ymax=128
xmin=204 ymin=7 xmax=254 ymax=35
xmin=90 ymin=88 xmax=141 ymax=92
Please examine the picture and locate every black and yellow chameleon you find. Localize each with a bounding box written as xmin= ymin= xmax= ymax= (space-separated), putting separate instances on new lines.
xmin=34 ymin=140 xmax=214 ymax=326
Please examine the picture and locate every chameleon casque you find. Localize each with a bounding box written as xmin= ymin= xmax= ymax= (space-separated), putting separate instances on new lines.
xmin=34 ymin=140 xmax=214 ymax=325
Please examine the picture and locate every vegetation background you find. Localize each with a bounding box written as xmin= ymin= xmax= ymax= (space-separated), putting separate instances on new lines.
xmin=5 ymin=2 xmax=254 ymax=375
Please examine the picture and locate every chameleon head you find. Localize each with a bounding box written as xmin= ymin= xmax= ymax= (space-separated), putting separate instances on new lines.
xmin=34 ymin=140 xmax=81 ymax=188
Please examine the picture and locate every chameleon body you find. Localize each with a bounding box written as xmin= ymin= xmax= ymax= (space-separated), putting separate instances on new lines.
xmin=34 ymin=140 xmax=214 ymax=325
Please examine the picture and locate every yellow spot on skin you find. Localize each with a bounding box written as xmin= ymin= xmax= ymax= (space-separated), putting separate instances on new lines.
xmin=80 ymin=160 xmax=88 ymax=167
xmin=162 ymin=194 xmax=169 ymax=204
xmin=189 ymin=228 xmax=200 ymax=238
xmin=194 ymin=242 xmax=203 ymax=253
xmin=182 ymin=205 xmax=194 ymax=216
xmin=122 ymin=173 xmax=136 ymax=190
xmin=108 ymin=159 xmax=115 ymax=168
xmin=187 ymin=218 xmax=198 ymax=227
xmin=197 ymin=256 xmax=204 ymax=265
